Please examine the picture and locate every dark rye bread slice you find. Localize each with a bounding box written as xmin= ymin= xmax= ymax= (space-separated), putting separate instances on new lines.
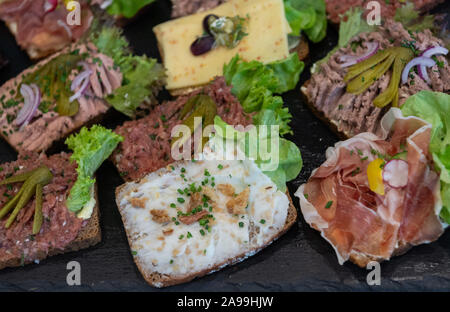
xmin=0 ymin=183 xmax=101 ymax=270
xmin=115 ymin=179 xmax=297 ymax=288
xmin=300 ymin=80 xmax=351 ymax=140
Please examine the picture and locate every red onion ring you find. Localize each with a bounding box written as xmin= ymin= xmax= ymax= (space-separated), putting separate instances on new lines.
xmin=15 ymin=83 xmax=41 ymax=127
xmin=70 ymin=69 xmax=93 ymax=103
xmin=417 ymin=46 xmax=449 ymax=84
xmin=44 ymin=0 xmax=57 ymax=13
xmin=383 ymin=159 xmax=409 ymax=188
xmin=401 ymin=57 xmax=436 ymax=85
xmin=339 ymin=42 xmax=379 ymax=68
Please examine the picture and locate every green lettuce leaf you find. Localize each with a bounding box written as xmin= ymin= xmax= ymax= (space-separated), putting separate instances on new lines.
xmin=90 ymin=27 xmax=165 ymax=117
xmin=65 ymin=125 xmax=124 ymax=212
xmin=394 ymin=2 xmax=435 ymax=33
xmin=312 ymin=7 xmax=375 ymax=73
xmin=400 ymin=91 xmax=450 ymax=223
xmin=213 ymin=116 xmax=302 ymax=192
xmin=223 ymin=53 xmax=303 ymax=135
xmin=106 ymin=0 xmax=155 ymax=18
xmin=284 ymin=0 xmax=327 ymax=43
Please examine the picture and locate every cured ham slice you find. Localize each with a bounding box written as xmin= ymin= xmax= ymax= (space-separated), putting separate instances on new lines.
xmin=0 ymin=0 xmax=93 ymax=59
xmin=295 ymin=108 xmax=445 ymax=267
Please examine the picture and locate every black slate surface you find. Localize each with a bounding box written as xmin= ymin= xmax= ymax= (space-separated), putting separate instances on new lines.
xmin=0 ymin=0 xmax=449 ymax=292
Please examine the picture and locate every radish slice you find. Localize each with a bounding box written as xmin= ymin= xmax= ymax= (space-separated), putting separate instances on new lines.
xmin=401 ymin=57 xmax=436 ymax=84
xmin=339 ymin=42 xmax=379 ymax=68
xmin=383 ymin=159 xmax=409 ymax=188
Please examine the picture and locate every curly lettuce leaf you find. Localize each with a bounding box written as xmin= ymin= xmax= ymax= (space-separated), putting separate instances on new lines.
xmin=106 ymin=0 xmax=155 ymax=18
xmin=213 ymin=116 xmax=302 ymax=192
xmin=284 ymin=0 xmax=327 ymax=43
xmin=65 ymin=125 xmax=124 ymax=213
xmin=90 ymin=27 xmax=165 ymax=117
xmin=400 ymin=91 xmax=450 ymax=223
xmin=223 ymin=53 xmax=303 ymax=135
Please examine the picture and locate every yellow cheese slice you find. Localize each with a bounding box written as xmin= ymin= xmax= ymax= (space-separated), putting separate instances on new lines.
xmin=153 ymin=0 xmax=290 ymax=91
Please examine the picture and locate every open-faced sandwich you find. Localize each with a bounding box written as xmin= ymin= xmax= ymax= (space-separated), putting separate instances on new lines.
xmin=0 ymin=0 xmax=157 ymax=59
xmin=0 ymin=27 xmax=164 ymax=153
xmin=0 ymin=125 xmax=122 ymax=269
xmin=115 ymin=124 xmax=301 ymax=287
xmin=303 ymin=7 xmax=449 ymax=139
xmin=155 ymin=0 xmax=327 ymax=95
xmin=295 ymin=91 xmax=449 ymax=267
xmin=112 ymin=23 xmax=304 ymax=285
xmin=112 ymin=47 xmax=303 ymax=179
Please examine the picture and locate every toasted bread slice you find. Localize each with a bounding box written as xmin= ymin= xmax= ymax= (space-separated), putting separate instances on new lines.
xmin=115 ymin=161 xmax=297 ymax=288
xmin=0 ymin=183 xmax=101 ymax=270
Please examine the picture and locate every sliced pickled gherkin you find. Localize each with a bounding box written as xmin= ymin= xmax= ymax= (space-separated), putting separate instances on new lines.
xmin=0 ymin=187 xmax=24 ymax=219
xmin=33 ymin=184 xmax=43 ymax=235
xmin=344 ymin=49 xmax=391 ymax=82
xmin=344 ymin=46 xmax=414 ymax=108
xmin=346 ymin=53 xmax=396 ymax=94
xmin=1 ymin=166 xmax=53 ymax=231
xmin=173 ymin=95 xmax=217 ymax=149
xmin=0 ymin=171 xmax=34 ymax=185
xmin=374 ymin=47 xmax=414 ymax=108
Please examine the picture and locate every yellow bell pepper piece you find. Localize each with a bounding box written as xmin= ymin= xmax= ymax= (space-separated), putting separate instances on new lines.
xmin=367 ymin=158 xmax=385 ymax=195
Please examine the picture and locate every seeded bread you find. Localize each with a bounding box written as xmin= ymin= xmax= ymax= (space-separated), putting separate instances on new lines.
xmin=0 ymin=183 xmax=101 ymax=270
xmin=115 ymin=176 xmax=297 ymax=288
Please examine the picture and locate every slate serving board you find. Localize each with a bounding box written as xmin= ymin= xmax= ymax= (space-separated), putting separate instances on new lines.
xmin=0 ymin=0 xmax=449 ymax=292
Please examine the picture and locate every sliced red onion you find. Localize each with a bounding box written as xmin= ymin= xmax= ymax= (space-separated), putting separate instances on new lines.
xmin=401 ymin=57 xmax=436 ymax=84
xmin=417 ymin=46 xmax=449 ymax=84
xmin=70 ymin=72 xmax=92 ymax=103
xmin=383 ymin=159 xmax=409 ymax=188
xmin=422 ymin=46 xmax=449 ymax=58
xmin=44 ymin=0 xmax=57 ymax=13
xmin=339 ymin=42 xmax=379 ymax=68
xmin=70 ymin=62 xmax=93 ymax=102
xmin=15 ymin=83 xmax=41 ymax=127
xmin=71 ymin=70 xmax=92 ymax=92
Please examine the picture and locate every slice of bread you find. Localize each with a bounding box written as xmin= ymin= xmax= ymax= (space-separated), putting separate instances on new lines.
xmin=301 ymin=80 xmax=351 ymax=140
xmin=0 ymin=183 xmax=101 ymax=270
xmin=115 ymin=173 xmax=297 ymax=288
xmin=0 ymin=46 xmax=111 ymax=154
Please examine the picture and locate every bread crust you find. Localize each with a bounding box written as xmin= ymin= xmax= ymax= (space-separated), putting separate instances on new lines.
xmin=300 ymin=80 xmax=351 ymax=140
xmin=0 ymin=183 xmax=101 ymax=270
xmin=116 ymin=181 xmax=297 ymax=288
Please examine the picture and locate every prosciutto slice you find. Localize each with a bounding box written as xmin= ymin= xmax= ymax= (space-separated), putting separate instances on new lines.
xmin=0 ymin=0 xmax=93 ymax=58
xmin=295 ymin=108 xmax=445 ymax=267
